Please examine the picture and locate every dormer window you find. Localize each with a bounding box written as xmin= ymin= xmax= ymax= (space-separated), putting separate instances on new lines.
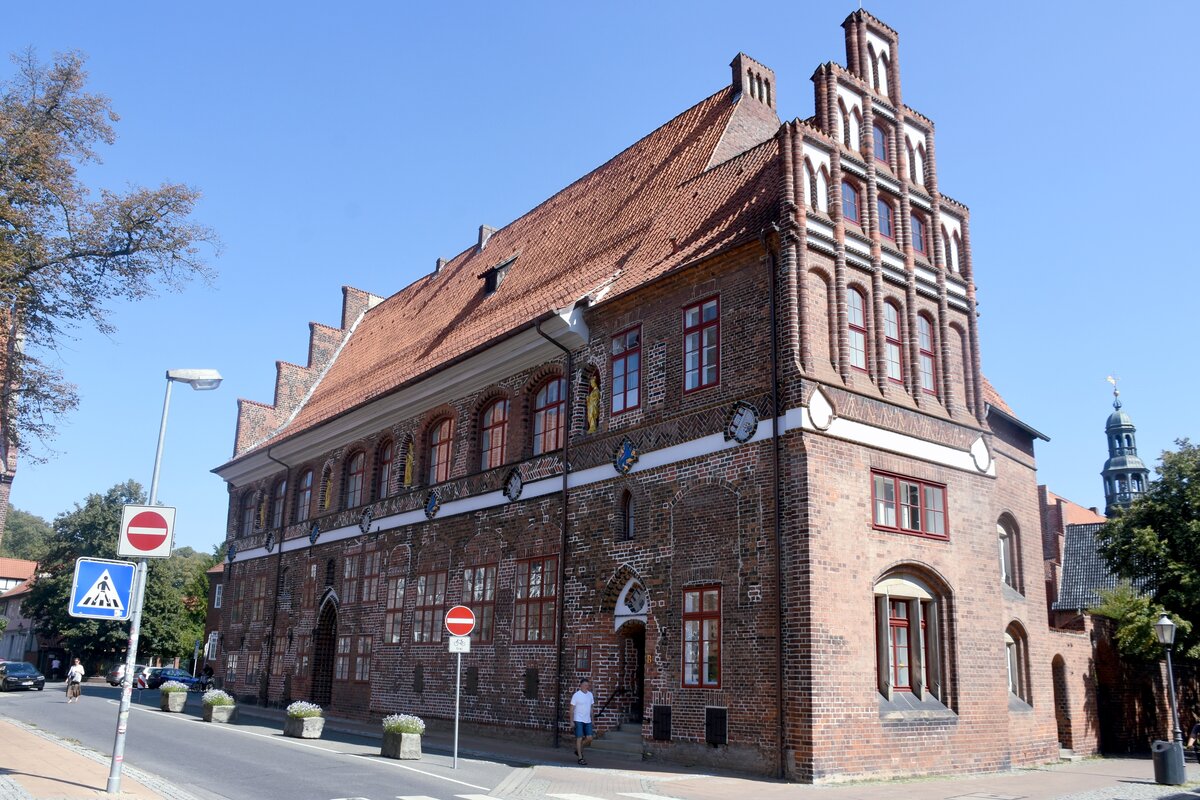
xmin=480 ymin=256 xmax=516 ymax=296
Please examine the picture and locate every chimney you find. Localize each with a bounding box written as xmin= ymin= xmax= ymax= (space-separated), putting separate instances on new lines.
xmin=479 ymin=225 xmax=497 ymax=250
xmin=730 ymin=53 xmax=776 ymax=109
xmin=1089 ymin=507 xmax=1099 ymax=515
xmin=435 ymin=257 xmax=447 ymax=273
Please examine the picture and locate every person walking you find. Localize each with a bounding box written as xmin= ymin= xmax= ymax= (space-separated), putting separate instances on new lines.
xmin=65 ymin=658 xmax=84 ymax=703
xmin=570 ymin=677 xmax=595 ymax=765
xmin=1186 ymin=705 xmax=1200 ymax=764
xmin=49 ymin=656 xmax=61 ymax=682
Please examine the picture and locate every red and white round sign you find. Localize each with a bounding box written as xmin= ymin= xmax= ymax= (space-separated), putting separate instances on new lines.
xmin=445 ymin=605 xmax=476 ymax=637
xmin=126 ymin=511 xmax=170 ymax=551
xmin=117 ymin=504 xmax=176 ymax=559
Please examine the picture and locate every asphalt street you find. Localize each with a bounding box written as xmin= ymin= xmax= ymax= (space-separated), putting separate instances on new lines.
xmin=0 ymin=681 xmax=515 ymax=800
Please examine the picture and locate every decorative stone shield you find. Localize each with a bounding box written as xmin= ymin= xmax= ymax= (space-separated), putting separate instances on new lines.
xmin=424 ymin=490 xmax=441 ymax=520
xmin=503 ymin=469 xmax=524 ymax=502
xmin=613 ymin=437 xmax=640 ymax=475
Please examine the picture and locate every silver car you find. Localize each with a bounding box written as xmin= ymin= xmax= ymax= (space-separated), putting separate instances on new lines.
xmin=105 ymin=663 xmax=151 ymax=687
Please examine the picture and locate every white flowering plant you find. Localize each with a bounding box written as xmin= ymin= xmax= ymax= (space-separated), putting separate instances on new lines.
xmin=159 ymin=680 xmax=190 ymax=693
xmin=202 ymin=689 xmax=235 ymax=707
xmin=286 ymin=700 xmax=324 ymax=719
xmin=382 ymin=713 xmax=425 ymax=735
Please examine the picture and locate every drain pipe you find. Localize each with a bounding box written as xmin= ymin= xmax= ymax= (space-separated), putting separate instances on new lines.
xmin=535 ymin=319 xmax=573 ymax=750
xmin=761 ymin=224 xmax=787 ymax=779
xmin=262 ymin=445 xmax=290 ymax=707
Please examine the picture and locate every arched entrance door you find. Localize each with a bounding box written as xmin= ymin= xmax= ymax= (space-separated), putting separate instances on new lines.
xmin=1052 ymin=655 xmax=1072 ymax=749
xmin=618 ymin=620 xmax=646 ymax=724
xmin=312 ymin=598 xmax=338 ymax=707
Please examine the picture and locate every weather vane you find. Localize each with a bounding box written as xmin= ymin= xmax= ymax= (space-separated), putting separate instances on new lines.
xmin=1106 ymin=375 xmax=1121 ymax=407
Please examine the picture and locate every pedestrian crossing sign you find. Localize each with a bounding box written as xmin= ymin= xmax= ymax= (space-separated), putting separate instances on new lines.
xmin=69 ymin=558 xmax=136 ymax=621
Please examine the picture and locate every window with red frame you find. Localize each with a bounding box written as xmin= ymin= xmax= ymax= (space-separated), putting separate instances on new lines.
xmin=847 ymin=288 xmax=868 ymax=371
xmin=514 ymin=556 xmax=558 ymax=643
xmin=532 ymin=379 xmax=565 ymax=455
xmin=383 ymin=577 xmax=406 ymax=644
xmin=361 ymin=550 xmax=380 ymax=603
xmin=479 ymin=399 xmax=508 ymax=470
xmin=463 ymin=564 xmax=496 ymax=643
xmin=376 ymin=440 xmax=394 ymax=500
xmin=917 ymin=316 xmax=937 ymax=395
xmin=911 ymin=213 xmax=927 ymax=255
xmin=611 ymin=326 xmax=641 ymax=413
xmin=872 ymin=471 xmax=948 ymax=538
xmin=683 ymin=298 xmax=719 ymax=392
xmin=888 ymin=599 xmax=911 ymax=690
xmin=877 ymin=197 xmax=895 ymax=240
xmin=239 ymin=492 xmax=256 ymax=536
xmin=345 ymin=451 xmax=365 ymax=508
xmin=296 ymin=469 xmax=313 ymax=523
xmin=427 ymin=418 xmax=453 ymax=484
xmin=873 ymin=122 xmax=889 ymax=164
xmin=413 ymin=571 xmax=447 ymax=643
xmin=342 ymin=555 xmax=359 ymax=604
xmin=842 ymin=180 xmax=860 ymax=225
xmin=334 ymin=635 xmax=350 ymax=680
xmin=575 ymin=646 xmax=591 ymax=673
xmin=883 ymin=302 xmax=903 ymax=383
xmin=682 ymin=586 xmax=720 ymax=687
xmin=271 ymin=479 xmax=286 ymax=528
xmin=354 ymin=635 xmax=371 ymax=682
xmin=250 ymin=575 xmax=265 ymax=623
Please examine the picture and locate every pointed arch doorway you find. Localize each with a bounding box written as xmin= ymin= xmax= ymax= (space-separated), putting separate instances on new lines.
xmin=617 ymin=620 xmax=646 ymax=723
xmin=311 ymin=596 xmax=338 ymax=707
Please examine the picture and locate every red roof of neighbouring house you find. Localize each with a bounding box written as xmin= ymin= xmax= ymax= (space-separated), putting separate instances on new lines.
xmin=0 ymin=558 xmax=36 ymax=581
xmin=0 ymin=578 xmax=32 ymax=599
xmin=230 ymin=83 xmax=779 ymax=457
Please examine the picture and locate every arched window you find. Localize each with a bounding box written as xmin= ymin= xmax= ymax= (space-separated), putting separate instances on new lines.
xmin=941 ymin=227 xmax=955 ymax=272
xmin=803 ymin=159 xmax=817 ymax=209
xmin=817 ymin=166 xmax=830 ymax=213
xmin=1124 ymin=434 xmax=1133 ymax=449
xmin=376 ymin=440 xmax=394 ymax=500
xmin=239 ymin=492 xmax=256 ymax=536
xmin=1132 ymin=474 xmax=1144 ymax=492
xmin=998 ymin=518 xmax=1020 ymax=591
xmin=874 ymin=571 xmax=946 ymax=702
xmin=907 ymin=140 xmax=917 ymax=183
xmin=479 ymin=398 xmax=509 ymax=470
xmin=951 ymin=232 xmax=963 ymax=274
xmin=620 ymin=490 xmax=634 ymax=541
xmin=842 ymin=180 xmax=860 ymax=225
xmin=427 ymin=417 xmax=454 ymax=485
xmin=873 ymin=122 xmax=889 ymax=164
xmin=868 ymin=44 xmax=879 ymax=90
xmin=911 ymin=212 xmax=927 ymax=255
xmin=878 ymin=54 xmax=890 ymax=97
xmin=850 ymin=108 xmax=862 ymax=150
xmin=296 ymin=469 xmax=314 ymax=523
xmin=917 ymin=315 xmax=937 ymax=396
xmin=271 ymin=479 xmax=287 ymax=529
xmin=839 ymin=100 xmax=851 ymax=148
xmin=884 ymin=302 xmax=903 ymax=383
xmin=877 ymin=197 xmax=895 ymax=240
xmin=915 ymin=143 xmax=927 ymax=185
xmin=1006 ymin=623 xmax=1031 ymax=704
xmin=847 ymin=288 xmax=868 ymax=371
xmin=345 ymin=451 xmax=365 ymax=508
xmin=533 ymin=378 xmax=566 ymax=455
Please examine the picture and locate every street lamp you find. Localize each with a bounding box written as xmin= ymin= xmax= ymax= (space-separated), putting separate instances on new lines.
xmin=1153 ymin=613 xmax=1186 ymax=785
xmin=107 ymin=368 xmax=221 ymax=794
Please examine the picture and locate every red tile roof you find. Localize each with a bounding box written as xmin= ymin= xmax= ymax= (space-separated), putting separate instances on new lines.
xmin=1045 ymin=489 xmax=1106 ymax=525
xmin=237 ymin=86 xmax=778 ymax=453
xmin=0 ymin=558 xmax=36 ymax=581
xmin=981 ymin=376 xmax=1014 ymax=415
xmin=0 ymin=577 xmax=32 ymax=599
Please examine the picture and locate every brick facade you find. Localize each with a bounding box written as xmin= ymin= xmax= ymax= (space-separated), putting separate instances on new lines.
xmin=214 ymin=9 xmax=1060 ymax=782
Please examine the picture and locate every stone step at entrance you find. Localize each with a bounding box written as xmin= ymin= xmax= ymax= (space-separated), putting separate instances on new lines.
xmin=1060 ymin=747 xmax=1082 ymax=762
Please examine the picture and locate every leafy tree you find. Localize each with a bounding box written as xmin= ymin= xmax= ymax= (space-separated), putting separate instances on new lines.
xmin=1089 ymin=584 xmax=1192 ymax=661
xmin=0 ymin=49 xmax=218 ymax=467
xmin=0 ymin=505 xmax=52 ymax=561
xmin=21 ymin=479 xmax=213 ymax=669
xmin=1096 ymin=439 xmax=1200 ymax=659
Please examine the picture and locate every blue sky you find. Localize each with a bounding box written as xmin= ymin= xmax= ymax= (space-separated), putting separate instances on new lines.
xmin=6 ymin=1 xmax=1196 ymax=551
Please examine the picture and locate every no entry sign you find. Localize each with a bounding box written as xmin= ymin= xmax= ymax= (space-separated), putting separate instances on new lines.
xmin=444 ymin=605 xmax=476 ymax=637
xmin=117 ymin=504 xmax=177 ymax=559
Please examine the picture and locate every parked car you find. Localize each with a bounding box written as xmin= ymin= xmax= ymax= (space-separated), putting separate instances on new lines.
xmin=106 ymin=663 xmax=151 ymax=687
xmin=145 ymin=667 xmax=201 ymax=690
xmin=0 ymin=661 xmax=45 ymax=691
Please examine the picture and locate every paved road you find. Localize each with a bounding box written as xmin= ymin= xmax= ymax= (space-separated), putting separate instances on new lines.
xmin=0 ymin=681 xmax=514 ymax=800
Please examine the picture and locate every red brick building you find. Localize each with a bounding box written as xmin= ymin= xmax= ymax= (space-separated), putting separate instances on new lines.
xmin=214 ymin=10 xmax=1059 ymax=781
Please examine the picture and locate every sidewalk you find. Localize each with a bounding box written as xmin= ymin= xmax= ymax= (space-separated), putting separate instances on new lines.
xmin=0 ymin=717 xmax=195 ymax=800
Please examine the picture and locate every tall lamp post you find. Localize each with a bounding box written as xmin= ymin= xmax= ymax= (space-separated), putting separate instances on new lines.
xmin=1153 ymin=613 xmax=1186 ymax=784
xmin=106 ymin=369 xmax=221 ymax=795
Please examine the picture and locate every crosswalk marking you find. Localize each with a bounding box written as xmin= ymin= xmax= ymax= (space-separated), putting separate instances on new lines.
xmin=547 ymin=794 xmax=610 ymax=800
xmin=619 ymin=794 xmax=683 ymax=800
xmin=396 ymin=796 xmax=440 ymax=800
xmin=454 ymin=795 xmax=496 ymax=800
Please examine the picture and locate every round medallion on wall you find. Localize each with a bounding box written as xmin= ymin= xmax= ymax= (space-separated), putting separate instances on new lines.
xmin=970 ymin=435 xmax=992 ymax=473
xmin=308 ymin=522 xmax=321 ymax=545
xmin=424 ymin=490 xmax=442 ymax=520
xmin=613 ymin=437 xmax=640 ymax=475
xmin=226 ymin=542 xmax=237 ymax=563
xmin=725 ymin=401 xmax=759 ymax=443
xmin=503 ymin=469 xmax=524 ymax=502
xmin=358 ymin=506 xmax=374 ymax=535
xmin=264 ymin=531 xmax=276 ymax=553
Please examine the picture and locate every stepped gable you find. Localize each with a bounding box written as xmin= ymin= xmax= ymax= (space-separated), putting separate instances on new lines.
xmin=240 ymin=83 xmax=779 ymax=454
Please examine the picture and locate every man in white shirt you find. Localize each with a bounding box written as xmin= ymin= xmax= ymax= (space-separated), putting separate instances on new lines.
xmin=570 ymin=678 xmax=595 ymax=764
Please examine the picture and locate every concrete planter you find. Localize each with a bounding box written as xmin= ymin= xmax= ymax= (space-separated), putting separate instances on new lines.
xmin=203 ymin=704 xmax=236 ymax=723
xmin=381 ymin=731 xmax=422 ymax=760
xmin=284 ymin=716 xmax=325 ymax=739
xmin=159 ymin=692 xmax=187 ymax=712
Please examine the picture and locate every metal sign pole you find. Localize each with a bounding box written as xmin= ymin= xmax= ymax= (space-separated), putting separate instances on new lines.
xmin=454 ymin=650 xmax=461 ymax=770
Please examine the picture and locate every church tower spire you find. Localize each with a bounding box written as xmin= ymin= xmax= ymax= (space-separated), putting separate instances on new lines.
xmin=1101 ymin=379 xmax=1150 ymax=514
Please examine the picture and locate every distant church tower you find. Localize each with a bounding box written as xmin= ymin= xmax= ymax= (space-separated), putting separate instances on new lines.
xmin=1101 ymin=383 xmax=1151 ymax=514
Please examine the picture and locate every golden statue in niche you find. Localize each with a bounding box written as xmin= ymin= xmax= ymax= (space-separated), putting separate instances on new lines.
xmin=586 ymin=373 xmax=601 ymax=433
xmin=402 ymin=443 xmax=414 ymax=487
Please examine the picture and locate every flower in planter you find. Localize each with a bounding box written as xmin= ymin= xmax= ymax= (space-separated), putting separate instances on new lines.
xmin=159 ymin=680 xmax=190 ymax=693
xmin=286 ymin=700 xmax=324 ymax=719
xmin=382 ymin=713 xmax=425 ymax=735
xmin=202 ymin=689 xmax=235 ymax=707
